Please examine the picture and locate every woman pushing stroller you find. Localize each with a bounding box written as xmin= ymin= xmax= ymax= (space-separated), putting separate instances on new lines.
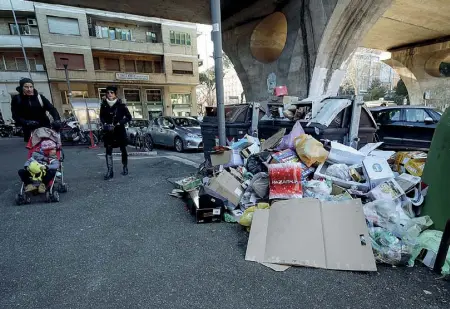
xmin=100 ymin=86 xmax=132 ymax=180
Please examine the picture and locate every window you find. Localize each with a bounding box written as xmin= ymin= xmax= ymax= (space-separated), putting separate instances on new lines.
xmin=9 ymin=24 xmax=31 ymax=36
xmin=54 ymin=53 xmax=85 ymax=70
xmin=98 ymin=88 xmax=107 ymax=100
xmin=61 ymin=90 xmax=88 ymax=105
xmin=15 ymin=58 xmax=36 ymax=71
xmin=170 ymin=31 xmax=192 ymax=46
xmin=125 ymin=60 xmax=135 ymax=72
xmin=146 ymin=89 xmax=162 ymax=102
xmin=136 ymin=60 xmax=153 ymax=73
xmin=172 ymin=61 xmax=193 ymax=75
xmin=93 ymin=57 xmax=100 ymax=70
xmin=377 ymin=109 xmax=400 ymax=124
xmin=47 ymin=16 xmax=80 ymax=35
xmin=171 ymin=94 xmax=191 ymax=106
xmin=146 ymin=31 xmax=157 ymax=43
xmin=405 ymin=109 xmax=429 ymax=123
xmin=124 ymin=89 xmax=140 ymax=102
xmin=104 ymin=58 xmax=120 ymax=71
xmin=174 ymin=118 xmax=199 ymax=127
xmin=154 ymin=61 xmax=162 ymax=73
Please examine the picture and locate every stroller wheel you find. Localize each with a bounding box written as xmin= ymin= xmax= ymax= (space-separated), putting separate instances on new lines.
xmin=52 ymin=191 xmax=60 ymax=203
xmin=46 ymin=191 xmax=51 ymax=203
xmin=15 ymin=194 xmax=24 ymax=206
xmin=58 ymin=183 xmax=68 ymax=193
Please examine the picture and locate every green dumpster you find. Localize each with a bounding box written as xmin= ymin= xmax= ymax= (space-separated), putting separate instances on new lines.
xmin=422 ymin=107 xmax=450 ymax=231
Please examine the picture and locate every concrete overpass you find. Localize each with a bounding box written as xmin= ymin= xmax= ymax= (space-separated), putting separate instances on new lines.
xmin=34 ymin=0 xmax=450 ymax=107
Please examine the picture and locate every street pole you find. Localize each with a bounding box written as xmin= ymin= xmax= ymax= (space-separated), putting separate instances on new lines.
xmin=210 ymin=0 xmax=226 ymax=146
xmin=10 ymin=0 xmax=32 ymax=78
xmin=62 ymin=63 xmax=73 ymax=109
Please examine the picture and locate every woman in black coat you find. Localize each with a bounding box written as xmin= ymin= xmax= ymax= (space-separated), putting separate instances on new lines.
xmin=99 ymin=86 xmax=132 ymax=180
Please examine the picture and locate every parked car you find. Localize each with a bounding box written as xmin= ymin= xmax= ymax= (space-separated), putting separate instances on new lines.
xmin=146 ymin=116 xmax=203 ymax=152
xmin=370 ymin=106 xmax=441 ymax=150
xmin=126 ymin=119 xmax=150 ymax=145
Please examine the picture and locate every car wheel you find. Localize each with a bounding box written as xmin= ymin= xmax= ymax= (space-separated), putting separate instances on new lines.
xmin=174 ymin=137 xmax=184 ymax=153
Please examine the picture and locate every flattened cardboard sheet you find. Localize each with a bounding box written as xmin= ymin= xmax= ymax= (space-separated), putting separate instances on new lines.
xmin=245 ymin=209 xmax=290 ymax=272
xmin=262 ymin=198 xmax=377 ymax=272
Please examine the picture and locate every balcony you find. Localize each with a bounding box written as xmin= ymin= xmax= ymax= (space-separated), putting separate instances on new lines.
xmin=90 ymin=37 xmax=164 ymax=54
xmin=0 ymin=35 xmax=41 ymax=49
xmin=95 ymin=71 xmax=166 ymax=84
xmin=0 ymin=71 xmax=48 ymax=82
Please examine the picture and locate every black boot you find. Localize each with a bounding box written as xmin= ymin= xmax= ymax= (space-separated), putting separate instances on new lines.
xmin=121 ymin=165 xmax=128 ymax=176
xmin=104 ymin=155 xmax=114 ymax=180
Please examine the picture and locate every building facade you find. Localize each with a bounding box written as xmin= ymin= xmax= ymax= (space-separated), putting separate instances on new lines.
xmin=0 ymin=0 xmax=199 ymax=121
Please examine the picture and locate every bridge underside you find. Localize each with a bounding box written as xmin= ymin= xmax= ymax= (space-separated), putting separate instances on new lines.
xmin=33 ymin=0 xmax=450 ymax=105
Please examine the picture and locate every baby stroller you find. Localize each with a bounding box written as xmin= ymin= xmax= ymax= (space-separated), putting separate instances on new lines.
xmin=15 ymin=127 xmax=68 ymax=205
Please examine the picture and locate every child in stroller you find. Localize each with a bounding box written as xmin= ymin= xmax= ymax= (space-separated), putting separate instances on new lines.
xmin=16 ymin=128 xmax=67 ymax=205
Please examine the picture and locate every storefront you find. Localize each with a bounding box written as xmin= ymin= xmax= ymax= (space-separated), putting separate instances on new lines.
xmin=171 ymin=93 xmax=192 ymax=117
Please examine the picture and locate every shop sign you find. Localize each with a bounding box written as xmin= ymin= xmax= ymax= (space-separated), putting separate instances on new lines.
xmin=116 ymin=73 xmax=150 ymax=81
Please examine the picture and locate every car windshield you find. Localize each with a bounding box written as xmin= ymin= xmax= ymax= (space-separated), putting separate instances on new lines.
xmin=173 ymin=118 xmax=199 ymax=127
xmin=129 ymin=120 xmax=147 ymax=127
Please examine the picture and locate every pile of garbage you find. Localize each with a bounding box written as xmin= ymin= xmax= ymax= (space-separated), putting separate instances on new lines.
xmin=169 ymin=121 xmax=450 ymax=275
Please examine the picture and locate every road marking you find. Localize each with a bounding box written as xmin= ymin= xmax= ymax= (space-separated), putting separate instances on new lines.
xmin=96 ymin=154 xmax=199 ymax=167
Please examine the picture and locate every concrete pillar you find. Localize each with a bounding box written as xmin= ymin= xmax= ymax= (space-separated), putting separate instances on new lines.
xmin=385 ymin=41 xmax=450 ymax=110
xmin=190 ymin=86 xmax=197 ymax=116
xmin=222 ymin=0 xmax=393 ymax=104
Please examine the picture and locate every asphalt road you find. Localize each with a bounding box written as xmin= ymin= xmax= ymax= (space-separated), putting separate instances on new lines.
xmin=0 ymin=138 xmax=448 ymax=309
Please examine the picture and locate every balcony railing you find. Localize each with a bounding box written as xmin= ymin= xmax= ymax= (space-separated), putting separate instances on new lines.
xmin=0 ymin=35 xmax=41 ymax=49
xmin=0 ymin=71 xmax=47 ymax=82
xmin=90 ymin=37 xmax=164 ymax=54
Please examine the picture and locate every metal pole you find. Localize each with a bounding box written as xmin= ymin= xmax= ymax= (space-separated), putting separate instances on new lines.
xmin=9 ymin=0 xmax=31 ymax=78
xmin=63 ymin=64 xmax=73 ymax=109
xmin=210 ymin=0 xmax=226 ymax=146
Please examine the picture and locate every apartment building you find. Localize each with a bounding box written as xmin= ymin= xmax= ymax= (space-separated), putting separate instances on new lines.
xmin=0 ymin=0 xmax=199 ymax=121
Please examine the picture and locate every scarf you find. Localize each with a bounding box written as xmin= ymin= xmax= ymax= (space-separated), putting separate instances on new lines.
xmin=106 ymin=98 xmax=117 ymax=107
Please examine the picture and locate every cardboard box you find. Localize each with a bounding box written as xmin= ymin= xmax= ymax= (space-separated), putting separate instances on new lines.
xmin=314 ymin=162 xmax=370 ymax=193
xmin=198 ymin=186 xmax=228 ymax=210
xmin=247 ymin=198 xmax=377 ymax=272
xmin=206 ymin=170 xmax=244 ymax=207
xmin=368 ymin=179 xmax=405 ymax=201
xmin=241 ymin=143 xmax=261 ymax=159
xmin=328 ymin=142 xmax=366 ymax=165
xmin=394 ymin=152 xmax=427 ymax=176
xmin=210 ymin=150 xmax=232 ymax=166
xmin=270 ymin=149 xmax=299 ymax=163
xmin=363 ymin=157 xmax=395 ymax=189
xmin=173 ymin=176 xmax=202 ymax=191
xmin=195 ymin=207 xmax=222 ymax=223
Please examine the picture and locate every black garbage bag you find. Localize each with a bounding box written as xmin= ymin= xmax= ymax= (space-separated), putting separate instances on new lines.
xmin=246 ymin=151 xmax=271 ymax=175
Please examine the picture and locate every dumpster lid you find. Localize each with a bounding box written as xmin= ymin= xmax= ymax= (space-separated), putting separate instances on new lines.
xmin=308 ymin=98 xmax=351 ymax=127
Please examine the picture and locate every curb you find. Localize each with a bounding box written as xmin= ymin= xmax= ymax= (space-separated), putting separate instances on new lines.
xmin=97 ymin=151 xmax=157 ymax=157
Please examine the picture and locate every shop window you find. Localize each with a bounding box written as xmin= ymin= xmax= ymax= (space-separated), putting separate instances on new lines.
xmin=61 ymin=90 xmax=88 ymax=105
xmin=124 ymin=89 xmax=141 ymax=102
xmin=146 ymin=89 xmax=162 ymax=102
xmin=98 ymin=88 xmax=106 ymax=100
xmin=54 ymin=53 xmax=85 ymax=70
xmin=104 ymin=58 xmax=120 ymax=71
xmin=171 ymin=94 xmax=191 ymax=106
xmin=172 ymin=61 xmax=193 ymax=75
